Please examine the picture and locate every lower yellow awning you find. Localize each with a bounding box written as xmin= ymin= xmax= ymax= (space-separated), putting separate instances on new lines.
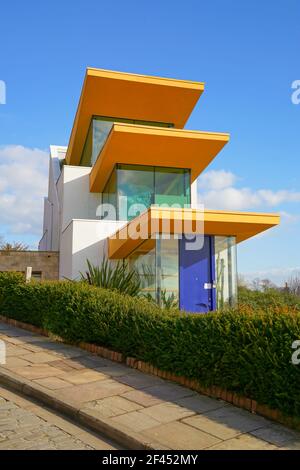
xmin=108 ymin=207 xmax=280 ymax=259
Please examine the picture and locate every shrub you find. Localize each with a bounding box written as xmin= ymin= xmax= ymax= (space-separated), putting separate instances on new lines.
xmin=80 ymin=259 xmax=141 ymax=297
xmin=0 ymin=272 xmax=300 ymax=418
xmin=239 ymin=285 xmax=300 ymax=310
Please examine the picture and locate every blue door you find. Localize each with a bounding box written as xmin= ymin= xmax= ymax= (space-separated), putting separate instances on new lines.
xmin=179 ymin=235 xmax=216 ymax=313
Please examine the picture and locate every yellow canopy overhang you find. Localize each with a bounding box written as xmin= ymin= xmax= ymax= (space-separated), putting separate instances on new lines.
xmin=89 ymin=123 xmax=229 ymax=192
xmin=65 ymin=68 xmax=205 ymax=166
xmin=108 ymin=207 xmax=280 ymax=259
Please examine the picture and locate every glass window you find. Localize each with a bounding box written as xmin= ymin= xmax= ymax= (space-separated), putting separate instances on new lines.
xmin=155 ymin=167 xmax=190 ymax=207
xmin=127 ymin=237 xmax=179 ymax=308
xmin=214 ymin=236 xmax=237 ymax=309
xmin=102 ymin=168 xmax=117 ymax=220
xmin=156 ymin=238 xmax=179 ymax=307
xmin=117 ymin=164 xmax=154 ymax=221
xmin=127 ymin=239 xmax=156 ymax=301
xmin=80 ymin=116 xmax=174 ymax=167
xmin=114 ymin=164 xmax=190 ymax=221
xmin=99 ymin=164 xmax=191 ymax=222
xmin=80 ymin=120 xmax=93 ymax=166
xmin=92 ymin=120 xmax=114 ymax=165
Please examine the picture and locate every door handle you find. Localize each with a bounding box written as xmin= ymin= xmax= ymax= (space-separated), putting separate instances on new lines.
xmin=204 ymin=282 xmax=216 ymax=289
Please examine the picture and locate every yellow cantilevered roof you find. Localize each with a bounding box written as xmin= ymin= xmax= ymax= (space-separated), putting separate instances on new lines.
xmin=65 ymin=68 xmax=205 ymax=166
xmin=108 ymin=207 xmax=280 ymax=259
xmin=89 ymin=123 xmax=229 ymax=192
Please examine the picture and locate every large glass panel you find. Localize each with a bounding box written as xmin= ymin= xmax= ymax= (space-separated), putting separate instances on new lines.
xmin=214 ymin=236 xmax=237 ymax=309
xmin=80 ymin=116 xmax=174 ymax=167
xmin=155 ymin=167 xmax=190 ymax=207
xmin=127 ymin=237 xmax=179 ymax=308
xmin=157 ymin=238 xmax=179 ymax=308
xmin=80 ymin=120 xmax=94 ymax=166
xmin=116 ymin=164 xmax=190 ymax=221
xmin=102 ymin=168 xmax=117 ymax=220
xmin=92 ymin=120 xmax=114 ymax=165
xmin=127 ymin=239 xmax=156 ymax=301
xmin=117 ymin=164 xmax=155 ymax=221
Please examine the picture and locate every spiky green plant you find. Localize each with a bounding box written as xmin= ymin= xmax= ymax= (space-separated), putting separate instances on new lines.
xmin=80 ymin=259 xmax=141 ymax=297
xmin=160 ymin=290 xmax=178 ymax=309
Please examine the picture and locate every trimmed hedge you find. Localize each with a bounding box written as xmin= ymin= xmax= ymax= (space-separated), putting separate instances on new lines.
xmin=0 ymin=272 xmax=300 ymax=418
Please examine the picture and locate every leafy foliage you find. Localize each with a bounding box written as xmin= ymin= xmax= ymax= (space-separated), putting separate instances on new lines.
xmin=1 ymin=272 xmax=300 ymax=418
xmin=239 ymin=285 xmax=300 ymax=310
xmin=160 ymin=290 xmax=178 ymax=309
xmin=80 ymin=259 xmax=141 ymax=297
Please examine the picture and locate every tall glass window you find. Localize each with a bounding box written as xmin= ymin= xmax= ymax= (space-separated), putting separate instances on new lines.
xmin=80 ymin=116 xmax=173 ymax=167
xmin=214 ymin=236 xmax=237 ymax=309
xmin=156 ymin=238 xmax=179 ymax=307
xmin=102 ymin=168 xmax=117 ymax=219
xmin=127 ymin=239 xmax=156 ymax=301
xmin=127 ymin=237 xmax=179 ymax=308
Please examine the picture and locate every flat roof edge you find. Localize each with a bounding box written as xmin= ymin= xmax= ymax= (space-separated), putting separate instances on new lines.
xmin=86 ymin=67 xmax=205 ymax=90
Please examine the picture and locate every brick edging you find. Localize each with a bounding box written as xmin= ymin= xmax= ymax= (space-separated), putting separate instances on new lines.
xmin=0 ymin=315 xmax=49 ymax=337
xmin=0 ymin=314 xmax=298 ymax=432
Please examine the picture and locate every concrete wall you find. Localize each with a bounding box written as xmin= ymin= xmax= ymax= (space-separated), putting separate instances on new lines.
xmin=0 ymin=251 xmax=59 ymax=280
xmin=39 ymin=146 xmax=67 ymax=251
xmin=61 ymin=166 xmax=102 ymax=231
xmin=59 ymin=219 xmax=126 ymax=280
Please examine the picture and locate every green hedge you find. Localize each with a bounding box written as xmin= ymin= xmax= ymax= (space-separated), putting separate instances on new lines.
xmin=239 ymin=285 xmax=300 ymax=310
xmin=0 ymin=272 xmax=300 ymax=418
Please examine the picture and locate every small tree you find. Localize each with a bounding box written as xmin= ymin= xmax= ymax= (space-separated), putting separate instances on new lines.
xmin=0 ymin=241 xmax=29 ymax=251
xmin=286 ymin=274 xmax=300 ymax=297
xmin=260 ymin=278 xmax=276 ymax=291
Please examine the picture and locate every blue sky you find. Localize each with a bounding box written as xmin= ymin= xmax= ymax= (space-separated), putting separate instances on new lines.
xmin=0 ymin=0 xmax=299 ymax=285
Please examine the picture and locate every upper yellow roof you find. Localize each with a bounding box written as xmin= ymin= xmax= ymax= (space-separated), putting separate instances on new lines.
xmin=65 ymin=68 xmax=204 ymax=165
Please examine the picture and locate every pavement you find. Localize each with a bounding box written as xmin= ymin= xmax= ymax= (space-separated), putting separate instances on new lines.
xmin=1 ymin=321 xmax=300 ymax=450
xmin=0 ymin=386 xmax=118 ymax=450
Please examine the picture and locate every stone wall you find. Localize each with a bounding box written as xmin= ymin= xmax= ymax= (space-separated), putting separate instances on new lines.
xmin=0 ymin=251 xmax=59 ymax=280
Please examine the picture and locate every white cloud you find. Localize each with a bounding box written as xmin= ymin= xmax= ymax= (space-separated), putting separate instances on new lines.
xmin=197 ymin=169 xmax=300 ymax=211
xmin=241 ymin=267 xmax=300 ymax=286
xmin=197 ymin=169 xmax=237 ymax=190
xmin=0 ymin=145 xmax=48 ymax=239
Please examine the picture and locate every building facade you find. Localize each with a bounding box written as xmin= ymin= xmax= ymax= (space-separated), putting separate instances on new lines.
xmin=39 ymin=68 xmax=279 ymax=312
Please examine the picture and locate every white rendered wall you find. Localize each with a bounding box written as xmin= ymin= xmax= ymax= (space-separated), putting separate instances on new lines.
xmin=59 ymin=221 xmax=73 ymax=280
xmin=59 ymin=219 xmax=126 ymax=280
xmin=39 ymin=146 xmax=67 ymax=251
xmin=61 ymin=166 xmax=101 ymax=231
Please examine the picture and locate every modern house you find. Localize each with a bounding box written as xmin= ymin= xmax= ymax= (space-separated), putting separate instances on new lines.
xmin=39 ymin=68 xmax=279 ymax=312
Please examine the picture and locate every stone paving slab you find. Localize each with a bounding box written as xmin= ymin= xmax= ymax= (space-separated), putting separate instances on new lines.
xmin=183 ymin=406 xmax=268 ymax=440
xmin=1 ymin=321 xmax=300 ymax=450
xmin=83 ymin=396 xmax=144 ymax=418
xmin=250 ymin=423 xmax=300 ymax=447
xmin=143 ymin=421 xmax=221 ymax=450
